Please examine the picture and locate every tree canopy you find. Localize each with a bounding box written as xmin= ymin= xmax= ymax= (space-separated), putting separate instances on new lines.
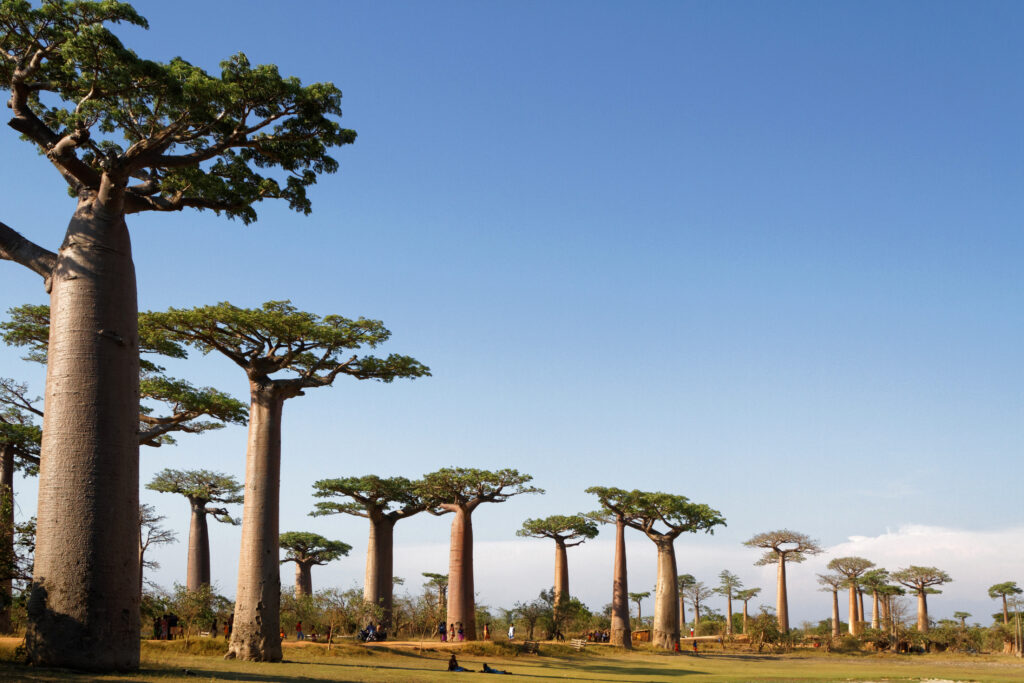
xmin=279 ymin=532 xmax=351 ymax=567
xmin=516 ymin=514 xmax=599 ymax=546
xmin=891 ymin=565 xmax=952 ymax=594
xmin=585 ymin=487 xmax=725 ymax=540
xmin=310 ymin=475 xmax=431 ymax=520
xmin=418 ymin=468 xmax=543 ymax=510
xmin=744 ymin=529 xmax=822 ymax=565
xmin=827 ymin=556 xmax=876 ymax=580
xmin=988 ymin=581 xmax=1022 ymax=600
xmin=146 ymin=469 xmax=243 ymax=522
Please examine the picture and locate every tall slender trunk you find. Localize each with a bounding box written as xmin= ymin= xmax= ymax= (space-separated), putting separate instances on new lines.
xmin=610 ymin=517 xmax=631 ymax=648
xmin=742 ymin=600 xmax=749 ymax=635
xmin=678 ymin=593 xmax=686 ymax=633
xmin=776 ymin=554 xmax=789 ymax=632
xmin=725 ymin=591 xmax=733 ymax=636
xmin=446 ymin=505 xmax=476 ymax=639
xmin=651 ymin=539 xmax=679 ymax=650
xmin=186 ymin=501 xmax=211 ymax=592
xmin=0 ymin=445 xmax=13 ymax=633
xmin=830 ymin=589 xmax=840 ymax=638
xmin=1003 ymin=595 xmax=1009 ymax=625
xmin=27 ymin=206 xmax=140 ymax=671
xmin=847 ymin=583 xmax=858 ymax=635
xmin=227 ymin=386 xmax=284 ymax=661
xmin=364 ymin=515 xmax=396 ymax=626
xmin=294 ymin=561 xmax=312 ymax=598
xmin=880 ymin=593 xmax=889 ymax=623
xmin=870 ymin=590 xmax=879 ymax=630
xmin=553 ymin=539 xmax=569 ymax=621
xmin=916 ymin=591 xmax=928 ymax=632
xmin=858 ymin=588 xmax=865 ymax=624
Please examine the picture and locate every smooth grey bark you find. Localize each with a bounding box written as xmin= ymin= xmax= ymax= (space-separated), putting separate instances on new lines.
xmin=294 ymin=561 xmax=313 ymax=598
xmin=776 ymin=554 xmax=789 ymax=632
xmin=830 ymin=589 xmax=840 ymax=638
xmin=553 ymin=539 xmax=569 ymax=616
xmin=26 ymin=207 xmax=140 ymax=671
xmin=186 ymin=500 xmax=211 ymax=592
xmin=227 ymin=386 xmax=284 ymax=662
xmin=652 ymin=539 xmax=680 ymax=650
xmin=445 ymin=505 xmax=476 ymax=639
xmin=610 ymin=517 xmax=631 ymax=648
xmin=364 ymin=515 xmax=395 ymax=626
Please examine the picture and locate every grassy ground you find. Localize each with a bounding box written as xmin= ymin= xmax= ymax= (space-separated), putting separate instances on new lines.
xmin=0 ymin=638 xmax=1021 ymax=682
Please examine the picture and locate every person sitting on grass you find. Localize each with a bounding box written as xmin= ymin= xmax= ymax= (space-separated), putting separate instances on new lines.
xmin=482 ymin=662 xmax=511 ymax=674
xmin=448 ymin=654 xmax=468 ymax=672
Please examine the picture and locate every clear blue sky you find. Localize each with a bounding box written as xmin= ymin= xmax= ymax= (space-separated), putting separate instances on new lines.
xmin=2 ymin=1 xmax=1022 ymax=624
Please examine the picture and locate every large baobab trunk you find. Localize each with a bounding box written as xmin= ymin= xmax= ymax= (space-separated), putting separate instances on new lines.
xmin=848 ymin=583 xmax=858 ymax=635
xmin=1001 ymin=595 xmax=1009 ymax=625
xmin=652 ymin=540 xmax=679 ymax=650
xmin=830 ymin=589 xmax=840 ymax=639
xmin=186 ymin=501 xmax=211 ymax=591
xmin=553 ymin=538 xmax=569 ymax=617
xmin=870 ymin=591 xmax=879 ymax=630
xmin=915 ymin=591 xmax=928 ymax=632
xmin=294 ymin=562 xmax=312 ymax=598
xmin=610 ymin=517 xmax=631 ymax=648
xmin=725 ymin=591 xmax=733 ymax=636
xmin=776 ymin=554 xmax=789 ymax=632
xmin=0 ymin=445 xmax=13 ymax=633
xmin=446 ymin=505 xmax=476 ymax=639
xmin=27 ymin=207 xmax=140 ymax=671
xmin=742 ymin=600 xmax=750 ymax=635
xmin=227 ymin=387 xmax=284 ymax=661
xmin=364 ymin=515 xmax=395 ymax=626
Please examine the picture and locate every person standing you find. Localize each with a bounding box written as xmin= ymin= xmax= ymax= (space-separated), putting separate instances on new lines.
xmin=483 ymin=623 xmax=490 ymax=640
xmin=508 ymin=623 xmax=515 ymax=641
xmin=439 ymin=620 xmax=447 ymax=642
xmin=296 ymin=620 xmax=304 ymax=641
xmin=449 ymin=623 xmax=456 ymax=641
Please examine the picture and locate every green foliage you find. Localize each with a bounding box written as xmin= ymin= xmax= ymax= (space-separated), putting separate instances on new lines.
xmin=278 ymin=532 xmax=351 ymax=566
xmin=146 ymin=469 xmax=243 ymax=523
xmin=586 ymin=486 xmax=725 ymax=539
xmin=517 ymin=514 xmax=598 ymax=545
xmin=891 ymin=565 xmax=952 ymax=594
xmin=715 ymin=570 xmax=742 ymax=598
xmin=140 ymin=301 xmax=430 ymax=386
xmin=1 ymin=0 xmax=355 ymax=221
xmin=826 ymin=556 xmax=876 ymax=580
xmin=310 ymin=475 xmax=427 ymax=519
xmin=167 ymin=583 xmax=219 ymax=642
xmin=746 ymin=530 xmax=822 ymax=565
xmin=417 ymin=468 xmax=543 ymax=508
xmin=0 ymin=381 xmax=42 ymax=474
xmin=988 ymin=581 xmax=1022 ymax=600
xmin=746 ymin=607 xmax=784 ymax=652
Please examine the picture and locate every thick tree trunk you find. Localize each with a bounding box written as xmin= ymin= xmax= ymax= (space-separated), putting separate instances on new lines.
xmin=294 ymin=561 xmax=312 ymax=598
xmin=186 ymin=501 xmax=211 ymax=592
xmin=916 ymin=591 xmax=928 ymax=632
xmin=0 ymin=444 xmax=13 ymax=633
xmin=847 ymin=583 xmax=858 ymax=635
xmin=610 ymin=517 xmax=631 ymax=648
xmin=880 ymin=593 xmax=889 ymax=623
xmin=651 ymin=539 xmax=679 ymax=650
xmin=870 ymin=590 xmax=879 ymax=630
xmin=227 ymin=387 xmax=284 ymax=661
xmin=776 ymin=554 xmax=789 ymax=632
xmin=553 ymin=539 xmax=569 ymax=620
xmin=363 ymin=515 xmax=395 ymax=626
xmin=446 ymin=506 xmax=476 ymax=639
xmin=831 ymin=589 xmax=840 ymax=638
xmin=27 ymin=206 xmax=140 ymax=671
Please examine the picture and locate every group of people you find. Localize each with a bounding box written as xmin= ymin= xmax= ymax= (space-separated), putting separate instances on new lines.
xmin=438 ymin=620 xmax=467 ymax=641
xmin=585 ymin=630 xmax=610 ymax=642
xmin=447 ymin=654 xmax=510 ymax=674
xmin=152 ymin=613 xmax=180 ymax=640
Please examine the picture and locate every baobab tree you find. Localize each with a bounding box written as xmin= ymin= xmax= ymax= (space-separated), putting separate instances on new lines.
xmin=311 ymin=475 xmax=434 ymax=627
xmin=629 ymin=591 xmax=651 ymax=629
xmin=744 ymin=529 xmax=822 ymax=632
xmin=146 ymin=469 xmax=243 ymax=591
xmin=860 ymin=568 xmax=890 ymax=630
xmin=989 ymin=582 xmax=1023 ymax=625
xmin=417 ymin=468 xmax=542 ymax=640
xmin=684 ymin=581 xmax=714 ymax=633
xmin=422 ymin=572 xmax=449 ymax=615
xmin=891 ymin=565 xmax=952 ymax=632
xmin=585 ymin=489 xmax=640 ymax=648
xmin=677 ymin=573 xmax=695 ymax=633
xmin=734 ymin=587 xmax=761 ymax=635
xmin=142 ymin=301 xmax=428 ymax=661
xmin=715 ymin=570 xmax=743 ymax=636
xmin=279 ymin=532 xmax=351 ymax=598
xmin=138 ymin=504 xmax=177 ymax=593
xmin=954 ymin=611 xmax=971 ymax=629
xmin=0 ymin=1 xmax=353 ymax=667
xmin=827 ymin=557 xmax=875 ymax=635
xmin=816 ymin=573 xmax=844 ymax=639
xmin=516 ymin=514 xmax=598 ymax=622
xmin=588 ymin=487 xmax=725 ymax=649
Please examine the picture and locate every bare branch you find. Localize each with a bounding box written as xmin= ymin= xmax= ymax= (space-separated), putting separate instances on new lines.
xmin=0 ymin=219 xmax=56 ymax=283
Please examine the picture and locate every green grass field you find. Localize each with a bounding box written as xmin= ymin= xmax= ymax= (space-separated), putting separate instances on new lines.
xmin=0 ymin=639 xmax=1022 ymax=682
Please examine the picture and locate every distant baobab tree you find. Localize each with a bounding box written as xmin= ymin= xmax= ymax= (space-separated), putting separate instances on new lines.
xmin=715 ymin=570 xmax=743 ymax=635
xmin=989 ymin=582 xmax=1023 ymax=625
xmin=744 ymin=529 xmax=822 ymax=632
xmin=279 ymin=532 xmax=351 ymax=597
xmin=891 ymin=565 xmax=952 ymax=632
xmin=734 ymin=587 xmax=761 ymax=635
xmin=827 ymin=557 xmax=875 ymax=635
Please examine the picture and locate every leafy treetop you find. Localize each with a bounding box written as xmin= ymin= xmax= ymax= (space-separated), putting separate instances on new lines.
xmin=891 ymin=565 xmax=952 ymax=594
xmin=0 ymin=0 xmax=355 ymax=227
xmin=734 ymin=587 xmax=761 ymax=603
xmin=745 ymin=529 xmax=822 ymax=566
xmin=278 ymin=531 xmax=351 ymax=567
xmin=826 ymin=556 xmax=876 ymax=581
xmin=0 ymin=379 xmax=42 ymax=472
xmin=677 ymin=573 xmax=696 ymax=591
xmin=417 ymin=468 xmax=543 ymax=513
xmin=585 ymin=486 xmax=725 ymax=543
xmin=516 ymin=514 xmax=599 ymax=547
xmin=716 ymin=569 xmax=743 ymax=596
xmin=146 ymin=468 xmax=243 ymax=523
xmin=988 ymin=581 xmax=1022 ymax=599
xmin=139 ymin=301 xmax=430 ymax=396
xmin=816 ymin=572 xmax=845 ymax=592
xmin=310 ymin=475 xmax=433 ymax=521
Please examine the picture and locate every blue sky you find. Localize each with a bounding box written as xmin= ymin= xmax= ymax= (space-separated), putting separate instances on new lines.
xmin=2 ymin=1 xmax=1022 ymax=624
